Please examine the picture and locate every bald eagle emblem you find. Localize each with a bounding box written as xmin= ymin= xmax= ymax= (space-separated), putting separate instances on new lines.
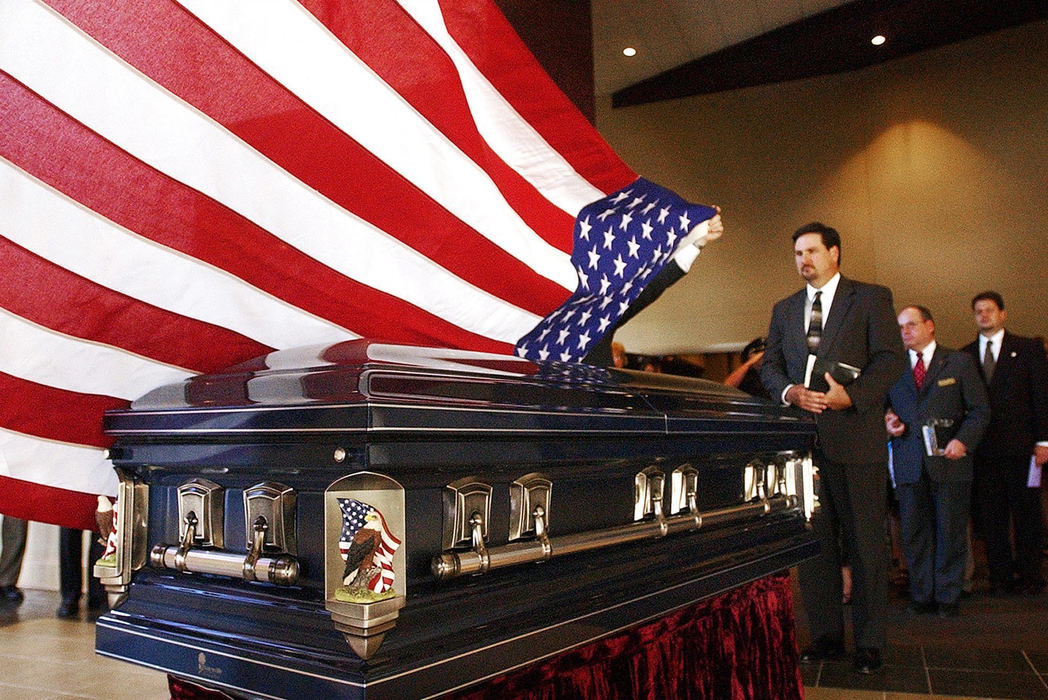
xmin=337 ymin=499 xmax=400 ymax=601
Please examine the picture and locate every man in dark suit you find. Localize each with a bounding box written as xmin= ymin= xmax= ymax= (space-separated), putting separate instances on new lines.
xmin=886 ymin=305 xmax=988 ymax=617
xmin=963 ymin=291 xmax=1048 ymax=596
xmin=760 ymin=222 xmax=905 ymax=674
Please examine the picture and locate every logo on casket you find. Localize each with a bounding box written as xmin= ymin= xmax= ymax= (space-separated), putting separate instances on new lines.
xmin=197 ymin=652 xmax=223 ymax=680
xmin=335 ymin=499 xmax=401 ymax=602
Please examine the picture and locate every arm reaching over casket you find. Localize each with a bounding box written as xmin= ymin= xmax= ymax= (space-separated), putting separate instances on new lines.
xmin=514 ymin=177 xmax=723 ymax=366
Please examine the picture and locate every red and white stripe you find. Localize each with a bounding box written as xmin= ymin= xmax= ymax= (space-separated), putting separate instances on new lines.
xmin=368 ymin=514 xmax=402 ymax=594
xmin=0 ymin=0 xmax=635 ymax=529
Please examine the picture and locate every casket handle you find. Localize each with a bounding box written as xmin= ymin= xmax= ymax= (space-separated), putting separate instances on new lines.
xmin=174 ymin=512 xmax=198 ymax=573
xmin=432 ymin=453 xmax=816 ymax=581
xmin=151 ymin=512 xmax=300 ymax=587
xmin=469 ymin=511 xmax=490 ymax=574
xmin=242 ymin=516 xmax=268 ymax=582
xmin=432 ymin=493 xmax=790 ymax=581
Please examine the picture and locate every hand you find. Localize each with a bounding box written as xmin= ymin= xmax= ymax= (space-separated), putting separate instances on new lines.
xmin=885 ymin=410 xmax=905 ymax=437
xmin=943 ymin=439 xmax=967 ymax=459
xmin=743 ymin=350 xmax=764 ymax=368
xmin=822 ymin=372 xmax=853 ymax=410
xmin=683 ymin=207 xmax=723 ymax=250
xmin=785 ymin=384 xmax=828 ymax=414
xmin=1035 ymin=444 xmax=1048 ymax=467
xmin=704 ymin=206 xmax=723 ymax=244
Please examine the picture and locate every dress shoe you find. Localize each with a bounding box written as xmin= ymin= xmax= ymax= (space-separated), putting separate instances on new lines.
xmin=906 ymin=600 xmax=936 ymax=615
xmin=853 ymin=647 xmax=882 ymax=674
xmin=799 ymin=636 xmax=845 ymax=663
xmin=937 ymin=602 xmax=959 ymax=617
xmin=56 ymin=597 xmax=80 ymax=618
xmin=0 ymin=585 xmax=24 ymax=603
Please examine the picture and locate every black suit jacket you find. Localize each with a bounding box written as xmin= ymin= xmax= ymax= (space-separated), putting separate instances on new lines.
xmin=963 ymin=332 xmax=1048 ymax=459
xmin=760 ymin=276 xmax=906 ymax=464
xmin=887 ymin=346 xmax=989 ymax=484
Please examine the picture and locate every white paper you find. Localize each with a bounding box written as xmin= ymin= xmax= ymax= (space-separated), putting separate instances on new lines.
xmin=803 ymin=353 xmax=817 ymax=388
xmin=1028 ymin=455 xmax=1042 ymax=488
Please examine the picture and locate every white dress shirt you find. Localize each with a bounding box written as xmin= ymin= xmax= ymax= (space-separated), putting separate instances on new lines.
xmin=979 ymin=329 xmax=1004 ymax=364
xmin=783 ymin=272 xmax=843 ymax=404
xmin=910 ymin=340 xmax=936 ymax=372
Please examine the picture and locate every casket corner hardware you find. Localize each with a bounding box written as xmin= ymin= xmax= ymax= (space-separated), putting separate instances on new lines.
xmin=94 ymin=467 xmax=149 ymax=609
xmin=323 ymin=472 xmax=407 ymax=661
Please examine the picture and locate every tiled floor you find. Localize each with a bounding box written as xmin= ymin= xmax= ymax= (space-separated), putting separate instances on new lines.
xmin=800 ymin=645 xmax=1048 ymax=699
xmin=0 ymin=589 xmax=169 ymax=700
xmin=2 ymin=579 xmax=1046 ymax=699
xmin=794 ymin=567 xmax=1048 ymax=700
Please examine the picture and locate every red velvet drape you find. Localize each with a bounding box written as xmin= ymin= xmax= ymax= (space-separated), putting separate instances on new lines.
xmin=169 ymin=574 xmax=801 ymax=699
xmin=447 ymin=573 xmax=802 ymax=700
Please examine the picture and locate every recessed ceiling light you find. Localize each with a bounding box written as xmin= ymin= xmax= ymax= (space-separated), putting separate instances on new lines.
xmin=871 ymin=35 xmax=886 ymax=46
xmin=623 ymin=47 xmax=637 ymax=57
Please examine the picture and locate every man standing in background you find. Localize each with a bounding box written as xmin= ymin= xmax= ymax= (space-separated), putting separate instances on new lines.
xmin=886 ymin=305 xmax=988 ymax=617
xmin=761 ymin=222 xmax=905 ymax=674
xmin=963 ymin=291 xmax=1048 ymax=596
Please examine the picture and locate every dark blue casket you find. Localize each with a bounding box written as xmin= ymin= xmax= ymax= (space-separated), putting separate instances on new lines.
xmin=93 ymin=340 xmax=817 ymax=699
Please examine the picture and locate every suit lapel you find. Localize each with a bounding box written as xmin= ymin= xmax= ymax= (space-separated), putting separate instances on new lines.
xmin=993 ymin=332 xmax=1015 ymax=385
xmin=787 ymin=289 xmax=808 ymax=357
xmin=921 ymin=347 xmax=947 ymax=396
xmin=817 ymin=277 xmax=854 ymax=357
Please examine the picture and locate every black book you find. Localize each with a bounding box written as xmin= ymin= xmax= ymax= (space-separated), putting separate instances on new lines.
xmin=804 ymin=355 xmax=861 ymax=392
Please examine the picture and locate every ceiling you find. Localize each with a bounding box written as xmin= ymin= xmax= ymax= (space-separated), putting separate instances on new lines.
xmin=594 ymin=0 xmax=850 ymax=96
xmin=593 ymin=0 xmax=1048 ymax=107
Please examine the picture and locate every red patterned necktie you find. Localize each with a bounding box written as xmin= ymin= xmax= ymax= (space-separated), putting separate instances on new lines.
xmin=913 ymin=354 xmax=926 ymax=390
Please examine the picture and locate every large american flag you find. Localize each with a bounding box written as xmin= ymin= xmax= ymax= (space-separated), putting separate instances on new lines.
xmin=0 ymin=0 xmax=659 ymax=530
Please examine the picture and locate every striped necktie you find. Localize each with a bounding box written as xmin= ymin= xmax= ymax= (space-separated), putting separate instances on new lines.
xmin=806 ymin=291 xmax=822 ymax=354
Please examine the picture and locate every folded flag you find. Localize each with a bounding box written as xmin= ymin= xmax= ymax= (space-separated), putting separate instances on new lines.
xmin=515 ymin=178 xmax=717 ymax=363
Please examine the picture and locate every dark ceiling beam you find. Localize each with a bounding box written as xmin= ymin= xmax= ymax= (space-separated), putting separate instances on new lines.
xmin=612 ymin=0 xmax=1048 ymax=108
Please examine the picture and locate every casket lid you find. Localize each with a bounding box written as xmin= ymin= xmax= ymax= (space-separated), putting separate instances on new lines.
xmin=106 ymin=340 xmax=806 ymax=437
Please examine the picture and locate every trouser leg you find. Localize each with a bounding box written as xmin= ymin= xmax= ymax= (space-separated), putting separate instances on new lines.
xmin=0 ymin=516 xmax=28 ymax=587
xmin=897 ymin=476 xmax=934 ymax=603
xmin=931 ymin=479 xmax=971 ymax=605
xmin=843 ymin=460 xmax=889 ymax=649
xmin=1011 ymin=477 xmax=1045 ymax=587
xmin=976 ymin=460 xmax=1013 ymax=588
xmin=798 ymin=457 xmax=845 ymax=642
xmin=59 ymin=527 xmax=84 ymax=601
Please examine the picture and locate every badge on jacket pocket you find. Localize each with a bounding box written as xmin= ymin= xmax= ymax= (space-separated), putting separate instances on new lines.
xmin=937 ymin=377 xmax=956 ymax=386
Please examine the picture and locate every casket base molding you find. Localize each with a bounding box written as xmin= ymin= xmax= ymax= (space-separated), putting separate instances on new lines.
xmin=95 ymin=527 xmax=814 ymax=700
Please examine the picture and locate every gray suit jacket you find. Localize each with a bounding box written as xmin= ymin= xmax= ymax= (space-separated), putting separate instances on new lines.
xmin=887 ymin=347 xmax=989 ymax=484
xmin=761 ymin=276 xmax=906 ymax=464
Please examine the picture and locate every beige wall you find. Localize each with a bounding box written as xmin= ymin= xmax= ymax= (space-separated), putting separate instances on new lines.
xmin=597 ymin=21 xmax=1048 ymax=355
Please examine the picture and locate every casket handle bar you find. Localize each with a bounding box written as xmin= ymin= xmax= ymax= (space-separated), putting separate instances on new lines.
xmin=150 ymin=479 xmax=300 ymax=586
xmin=432 ymin=494 xmax=786 ymax=580
xmin=432 ymin=454 xmax=810 ymax=581
xmin=151 ymin=513 xmax=301 ymax=586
